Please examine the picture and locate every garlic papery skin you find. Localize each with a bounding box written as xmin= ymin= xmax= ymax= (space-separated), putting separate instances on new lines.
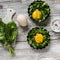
xmin=17 ymin=14 xmax=28 ymax=27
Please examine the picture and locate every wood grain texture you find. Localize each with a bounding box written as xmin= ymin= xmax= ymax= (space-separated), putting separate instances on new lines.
xmin=0 ymin=0 xmax=60 ymax=60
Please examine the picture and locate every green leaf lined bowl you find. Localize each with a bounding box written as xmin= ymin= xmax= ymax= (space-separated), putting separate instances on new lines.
xmin=27 ymin=27 xmax=50 ymax=49
xmin=28 ymin=1 xmax=50 ymax=23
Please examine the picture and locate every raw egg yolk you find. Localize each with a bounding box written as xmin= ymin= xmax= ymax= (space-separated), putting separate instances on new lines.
xmin=35 ymin=33 xmax=43 ymax=43
xmin=32 ymin=9 xmax=42 ymax=20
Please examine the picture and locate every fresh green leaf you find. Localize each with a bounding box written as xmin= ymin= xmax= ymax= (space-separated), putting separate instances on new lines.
xmin=0 ymin=19 xmax=18 ymax=56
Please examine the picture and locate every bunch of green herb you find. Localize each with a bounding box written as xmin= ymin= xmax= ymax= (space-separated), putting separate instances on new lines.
xmin=0 ymin=18 xmax=18 ymax=56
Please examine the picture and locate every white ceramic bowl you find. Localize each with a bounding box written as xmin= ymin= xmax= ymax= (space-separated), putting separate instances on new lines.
xmin=51 ymin=17 xmax=60 ymax=33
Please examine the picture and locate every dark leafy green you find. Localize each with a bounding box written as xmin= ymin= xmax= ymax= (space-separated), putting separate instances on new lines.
xmin=27 ymin=27 xmax=50 ymax=49
xmin=28 ymin=1 xmax=50 ymax=22
xmin=0 ymin=18 xmax=5 ymax=44
xmin=0 ymin=18 xmax=18 ymax=56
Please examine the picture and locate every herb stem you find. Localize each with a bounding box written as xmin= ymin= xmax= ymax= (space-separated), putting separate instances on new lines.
xmin=9 ymin=47 xmax=15 ymax=56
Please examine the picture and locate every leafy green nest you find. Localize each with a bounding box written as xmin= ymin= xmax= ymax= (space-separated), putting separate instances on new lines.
xmin=0 ymin=18 xmax=18 ymax=56
xmin=28 ymin=1 xmax=50 ymax=22
xmin=27 ymin=27 xmax=50 ymax=49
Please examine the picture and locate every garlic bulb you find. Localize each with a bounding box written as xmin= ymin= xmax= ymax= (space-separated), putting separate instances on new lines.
xmin=17 ymin=14 xmax=28 ymax=27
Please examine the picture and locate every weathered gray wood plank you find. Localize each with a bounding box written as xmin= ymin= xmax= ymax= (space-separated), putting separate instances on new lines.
xmin=0 ymin=0 xmax=60 ymax=60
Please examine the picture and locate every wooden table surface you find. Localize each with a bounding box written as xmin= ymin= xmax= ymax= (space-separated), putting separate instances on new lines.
xmin=0 ymin=0 xmax=60 ymax=60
